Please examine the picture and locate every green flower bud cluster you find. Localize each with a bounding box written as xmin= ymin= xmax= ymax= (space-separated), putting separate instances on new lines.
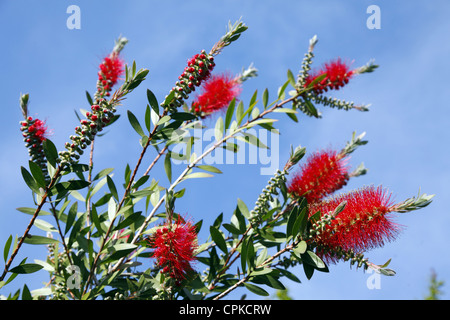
xmin=58 ymin=99 xmax=116 ymax=166
xmin=296 ymin=35 xmax=317 ymax=89
xmin=309 ymin=93 xmax=370 ymax=112
xmin=249 ymin=169 xmax=289 ymax=222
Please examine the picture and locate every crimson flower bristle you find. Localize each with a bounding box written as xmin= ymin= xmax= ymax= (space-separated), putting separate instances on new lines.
xmin=310 ymin=186 xmax=400 ymax=263
xmin=288 ymin=149 xmax=349 ymax=205
xmin=305 ymin=58 xmax=354 ymax=94
xmin=147 ymin=217 xmax=198 ymax=284
xmin=98 ymin=52 xmax=124 ymax=96
xmin=192 ymin=73 xmax=242 ymax=117
xmin=27 ymin=118 xmax=49 ymax=143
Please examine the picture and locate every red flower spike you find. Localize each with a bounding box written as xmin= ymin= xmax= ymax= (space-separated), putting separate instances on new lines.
xmin=29 ymin=119 xmax=49 ymax=143
xmin=147 ymin=217 xmax=198 ymax=283
xmin=192 ymin=73 xmax=242 ymax=117
xmin=288 ymin=149 xmax=349 ymax=205
xmin=310 ymin=186 xmax=400 ymax=263
xmin=305 ymin=58 xmax=354 ymax=94
xmin=98 ymin=53 xmax=124 ymax=90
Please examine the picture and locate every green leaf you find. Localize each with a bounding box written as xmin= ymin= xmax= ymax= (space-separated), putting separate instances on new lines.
xmin=273 ymin=107 xmax=298 ymax=114
xmin=214 ymin=116 xmax=224 ymax=142
xmin=246 ymin=239 xmax=255 ymax=270
xmin=262 ymin=88 xmax=269 ymax=109
xmin=210 ymin=226 xmax=228 ymax=255
xmin=147 ymin=89 xmax=159 ymax=114
xmin=22 ymin=235 xmax=59 ymax=245
xmin=64 ymin=202 xmax=78 ymax=235
xmin=132 ymin=175 xmax=150 ymax=190
xmin=22 ymin=284 xmax=32 ymax=300
xmin=222 ymin=223 xmax=243 ymax=235
xmin=286 ymin=205 xmax=300 ymax=239
xmin=301 ymin=250 xmax=328 ymax=271
xmin=236 ymin=132 xmax=269 ymax=149
xmin=16 ymin=207 xmax=51 ymax=216
xmin=21 ymin=166 xmax=41 ymax=194
xmin=287 ymin=69 xmax=296 ymax=87
xmin=236 ymin=101 xmax=244 ymax=125
xmin=293 ymin=241 xmax=307 ymax=256
xmin=108 ymin=197 xmax=117 ymax=222
xmin=164 ymin=152 xmax=172 ymax=182
xmin=156 ymin=115 xmax=171 ymax=126
xmin=144 ymin=104 xmax=151 ymax=132
xmin=104 ymin=243 xmax=138 ymax=263
xmin=114 ymin=211 xmax=143 ymax=231
xmin=53 ymin=180 xmax=90 ymax=192
xmin=246 ymin=118 xmax=278 ymax=129
xmin=3 ymin=235 xmax=12 ymax=263
xmin=252 ymin=274 xmax=286 ymax=290
xmin=243 ymin=283 xmax=269 ymax=296
xmin=85 ymin=90 xmax=94 ymax=106
xmin=127 ymin=110 xmax=146 ymax=137
xmin=240 ymin=238 xmax=248 ymax=273
xmin=182 ymin=172 xmax=214 ymax=180
xmin=42 ymin=139 xmax=58 ymax=168
xmin=303 ymin=99 xmax=320 ymax=118
xmin=34 ymin=219 xmax=57 ymax=233
xmin=237 ymin=198 xmax=250 ymax=219
xmin=10 ymin=263 xmax=43 ymax=274
xmin=93 ymin=168 xmax=114 ymax=181
xmin=106 ymin=175 xmax=119 ymax=201
xmin=171 ymin=112 xmax=197 ymax=121
xmin=278 ymin=80 xmax=290 ymax=99
xmin=225 ymin=98 xmax=236 ymax=130
xmin=90 ymin=205 xmax=106 ymax=234
xmin=197 ymin=165 xmax=222 ymax=174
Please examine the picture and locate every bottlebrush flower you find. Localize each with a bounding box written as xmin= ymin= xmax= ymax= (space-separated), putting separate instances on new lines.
xmin=192 ymin=73 xmax=242 ymax=117
xmin=147 ymin=217 xmax=198 ymax=284
xmin=97 ymin=52 xmax=124 ymax=97
xmin=310 ymin=186 xmax=400 ymax=263
xmin=305 ymin=58 xmax=354 ymax=94
xmin=288 ymin=149 xmax=349 ymax=205
xmin=59 ymin=38 xmax=127 ymax=166
xmin=20 ymin=116 xmax=51 ymax=179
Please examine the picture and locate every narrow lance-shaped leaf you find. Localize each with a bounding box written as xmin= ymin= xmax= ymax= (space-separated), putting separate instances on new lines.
xmin=106 ymin=175 xmax=119 ymax=201
xmin=210 ymin=226 xmax=228 ymax=255
xmin=21 ymin=166 xmax=41 ymax=194
xmin=127 ymin=110 xmax=146 ymax=138
xmin=10 ymin=263 xmax=43 ymax=274
xmin=164 ymin=151 xmax=172 ymax=183
xmin=3 ymin=235 xmax=12 ymax=263
xmin=28 ymin=160 xmax=46 ymax=188
xmin=224 ymin=98 xmax=236 ymax=130
xmin=42 ymin=139 xmax=58 ymax=168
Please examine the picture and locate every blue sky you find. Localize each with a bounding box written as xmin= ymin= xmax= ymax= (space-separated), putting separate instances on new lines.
xmin=1 ymin=1 xmax=449 ymax=300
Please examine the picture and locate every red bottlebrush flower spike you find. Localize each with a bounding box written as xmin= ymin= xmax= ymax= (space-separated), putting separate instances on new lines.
xmin=310 ymin=186 xmax=400 ymax=263
xmin=26 ymin=118 xmax=49 ymax=143
xmin=288 ymin=149 xmax=349 ymax=205
xmin=20 ymin=116 xmax=51 ymax=180
xmin=192 ymin=73 xmax=242 ymax=117
xmin=97 ymin=52 xmax=124 ymax=97
xmin=147 ymin=217 xmax=198 ymax=284
xmin=305 ymin=58 xmax=354 ymax=94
